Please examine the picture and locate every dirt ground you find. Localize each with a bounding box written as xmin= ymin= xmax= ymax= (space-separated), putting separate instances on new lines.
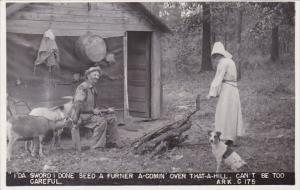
xmin=7 ymin=63 xmax=295 ymax=173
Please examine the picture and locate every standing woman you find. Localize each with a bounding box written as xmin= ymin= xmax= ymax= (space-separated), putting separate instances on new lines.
xmin=207 ymin=42 xmax=244 ymax=146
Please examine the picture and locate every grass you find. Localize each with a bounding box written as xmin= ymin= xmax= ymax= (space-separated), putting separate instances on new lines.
xmin=7 ymin=63 xmax=295 ymax=173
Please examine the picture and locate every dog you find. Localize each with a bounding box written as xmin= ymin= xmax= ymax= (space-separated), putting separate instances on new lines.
xmin=208 ymin=131 xmax=247 ymax=172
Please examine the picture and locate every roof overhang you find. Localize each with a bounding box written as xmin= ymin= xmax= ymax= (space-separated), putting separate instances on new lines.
xmin=6 ymin=2 xmax=171 ymax=33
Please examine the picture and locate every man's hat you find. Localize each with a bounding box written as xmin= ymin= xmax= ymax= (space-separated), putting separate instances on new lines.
xmin=84 ymin=66 xmax=102 ymax=77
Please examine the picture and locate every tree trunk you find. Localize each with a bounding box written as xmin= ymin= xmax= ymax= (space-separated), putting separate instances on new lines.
xmin=237 ymin=10 xmax=243 ymax=43
xmin=224 ymin=7 xmax=230 ymax=49
xmin=271 ymin=26 xmax=279 ymax=62
xmin=236 ymin=9 xmax=243 ymax=81
xmin=201 ymin=3 xmax=212 ymax=71
xmin=212 ymin=31 xmax=216 ymax=44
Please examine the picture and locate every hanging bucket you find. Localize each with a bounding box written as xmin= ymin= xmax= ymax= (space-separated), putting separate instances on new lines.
xmin=75 ymin=32 xmax=107 ymax=63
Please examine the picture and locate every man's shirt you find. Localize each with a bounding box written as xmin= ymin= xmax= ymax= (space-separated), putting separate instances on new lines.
xmin=73 ymin=81 xmax=97 ymax=113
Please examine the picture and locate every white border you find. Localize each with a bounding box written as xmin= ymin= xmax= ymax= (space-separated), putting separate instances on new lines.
xmin=0 ymin=0 xmax=7 ymax=189
xmin=295 ymin=1 xmax=299 ymax=190
xmin=1 ymin=0 xmax=299 ymax=190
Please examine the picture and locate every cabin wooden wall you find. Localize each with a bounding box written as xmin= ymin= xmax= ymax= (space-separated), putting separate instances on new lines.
xmin=7 ymin=3 xmax=156 ymax=37
xmin=6 ymin=2 xmax=163 ymax=119
xmin=6 ymin=33 xmax=124 ymax=110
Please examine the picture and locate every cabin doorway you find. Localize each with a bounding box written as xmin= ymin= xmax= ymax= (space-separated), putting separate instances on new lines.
xmin=127 ymin=31 xmax=151 ymax=118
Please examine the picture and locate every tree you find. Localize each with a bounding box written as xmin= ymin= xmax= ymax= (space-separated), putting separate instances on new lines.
xmin=146 ymin=2 xmax=294 ymax=75
xmin=181 ymin=2 xmax=212 ymax=71
xmin=237 ymin=9 xmax=243 ymax=44
xmin=224 ymin=6 xmax=230 ymax=49
xmin=201 ymin=3 xmax=212 ymax=71
xmin=270 ymin=26 xmax=279 ymax=61
xmin=250 ymin=2 xmax=294 ymax=62
xmin=270 ymin=3 xmax=294 ymax=62
xmin=236 ymin=4 xmax=243 ymax=80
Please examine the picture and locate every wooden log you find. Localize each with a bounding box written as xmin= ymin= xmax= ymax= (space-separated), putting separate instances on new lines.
xmin=132 ymin=119 xmax=182 ymax=148
xmin=151 ymin=31 xmax=161 ymax=119
xmin=6 ymin=26 xmax=126 ymax=37
xmin=133 ymin=109 xmax=197 ymax=146
xmin=149 ymin=141 xmax=167 ymax=158
xmin=75 ymin=31 xmax=107 ymax=63
xmin=12 ymin=11 xmax=135 ymax=25
xmin=25 ymin=4 xmax=142 ymax=17
xmin=6 ymin=3 xmax=27 ymax=18
xmin=134 ymin=121 xmax=192 ymax=155
xmin=123 ymin=32 xmax=130 ymax=122
xmin=133 ymin=110 xmax=198 ymax=155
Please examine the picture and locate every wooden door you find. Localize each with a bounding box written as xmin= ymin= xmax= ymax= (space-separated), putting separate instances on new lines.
xmin=127 ymin=31 xmax=151 ymax=118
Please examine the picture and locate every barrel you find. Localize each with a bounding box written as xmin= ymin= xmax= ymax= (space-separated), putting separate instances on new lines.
xmin=75 ymin=32 xmax=107 ymax=63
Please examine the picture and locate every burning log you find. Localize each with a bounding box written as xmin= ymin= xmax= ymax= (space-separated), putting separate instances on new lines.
xmin=132 ymin=110 xmax=198 ymax=156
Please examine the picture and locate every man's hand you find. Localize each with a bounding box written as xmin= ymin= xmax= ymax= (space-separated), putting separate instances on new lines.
xmin=93 ymin=108 xmax=102 ymax=116
xmin=107 ymin=107 xmax=114 ymax=114
xmin=206 ymin=95 xmax=211 ymax=100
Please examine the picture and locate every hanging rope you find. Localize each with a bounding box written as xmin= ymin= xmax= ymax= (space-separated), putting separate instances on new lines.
xmin=87 ymin=2 xmax=91 ymax=32
xmin=49 ymin=3 xmax=54 ymax=29
xmin=48 ymin=3 xmax=55 ymax=85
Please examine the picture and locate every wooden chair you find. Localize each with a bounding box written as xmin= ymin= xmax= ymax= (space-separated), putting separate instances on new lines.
xmin=7 ymin=95 xmax=32 ymax=116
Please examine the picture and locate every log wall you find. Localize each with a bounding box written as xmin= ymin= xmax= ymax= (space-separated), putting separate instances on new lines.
xmin=6 ymin=2 xmax=163 ymax=119
xmin=7 ymin=3 xmax=155 ymax=37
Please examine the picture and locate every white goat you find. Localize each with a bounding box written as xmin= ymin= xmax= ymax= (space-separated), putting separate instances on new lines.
xmin=7 ymin=101 xmax=75 ymax=160
xmin=27 ymin=101 xmax=74 ymax=153
xmin=7 ymin=115 xmax=70 ymax=161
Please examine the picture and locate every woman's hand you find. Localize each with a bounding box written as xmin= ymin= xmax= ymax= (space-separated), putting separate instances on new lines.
xmin=206 ymin=95 xmax=211 ymax=100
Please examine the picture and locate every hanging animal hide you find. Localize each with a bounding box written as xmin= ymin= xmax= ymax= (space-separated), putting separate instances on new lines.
xmin=34 ymin=29 xmax=60 ymax=69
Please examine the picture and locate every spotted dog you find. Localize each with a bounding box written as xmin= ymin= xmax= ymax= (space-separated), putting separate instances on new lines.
xmin=208 ymin=131 xmax=247 ymax=172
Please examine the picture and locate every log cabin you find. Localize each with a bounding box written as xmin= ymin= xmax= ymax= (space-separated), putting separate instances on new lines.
xmin=6 ymin=2 xmax=170 ymax=119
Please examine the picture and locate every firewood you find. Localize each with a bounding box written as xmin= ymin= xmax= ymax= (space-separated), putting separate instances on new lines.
xmin=150 ymin=141 xmax=167 ymax=158
xmin=132 ymin=109 xmax=198 ymax=155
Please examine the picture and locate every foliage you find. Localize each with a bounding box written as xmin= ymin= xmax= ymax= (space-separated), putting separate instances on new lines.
xmin=143 ymin=2 xmax=294 ymax=78
xmin=249 ymin=3 xmax=294 ymax=39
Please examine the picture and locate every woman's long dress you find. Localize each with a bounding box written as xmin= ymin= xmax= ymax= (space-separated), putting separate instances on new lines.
xmin=208 ymin=58 xmax=244 ymax=142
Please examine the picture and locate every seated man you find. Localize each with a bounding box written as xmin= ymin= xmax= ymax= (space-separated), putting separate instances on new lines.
xmin=72 ymin=66 xmax=119 ymax=149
